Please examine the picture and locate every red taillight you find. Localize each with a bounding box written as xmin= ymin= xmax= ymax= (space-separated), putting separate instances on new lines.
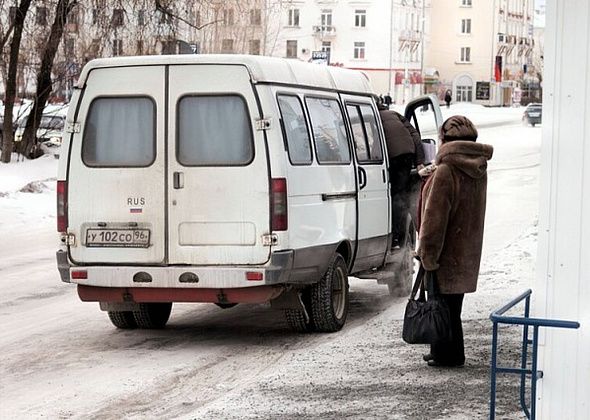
xmin=246 ymin=272 xmax=264 ymax=281
xmin=271 ymin=178 xmax=287 ymax=231
xmin=71 ymin=270 xmax=87 ymax=280
xmin=57 ymin=181 xmax=68 ymax=233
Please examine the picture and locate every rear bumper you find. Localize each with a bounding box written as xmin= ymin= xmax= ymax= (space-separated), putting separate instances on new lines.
xmin=57 ymin=249 xmax=295 ymax=289
xmin=78 ymin=284 xmax=284 ymax=304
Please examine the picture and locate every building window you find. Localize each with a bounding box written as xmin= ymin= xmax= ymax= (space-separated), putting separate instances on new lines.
xmin=65 ymin=38 xmax=75 ymax=56
xmin=221 ymin=39 xmax=234 ymax=53
xmin=159 ymin=10 xmax=173 ymax=24
xmin=461 ymin=0 xmax=472 ymax=6
xmin=91 ymin=9 xmax=99 ymax=25
xmin=354 ymin=9 xmax=366 ymax=28
xmin=288 ymin=8 xmax=300 ymax=26
xmin=461 ymin=18 xmax=471 ymax=33
xmin=354 ymin=42 xmax=365 ymax=59
xmin=138 ymin=10 xmax=145 ymax=26
xmin=161 ymin=40 xmax=176 ymax=54
xmin=9 ymin=7 xmax=17 ymax=25
xmin=249 ymin=39 xmax=261 ymax=55
xmin=456 ymin=85 xmax=473 ymax=102
xmin=36 ymin=7 xmax=48 ymax=26
xmin=321 ymin=9 xmax=333 ymax=28
xmin=455 ymin=74 xmax=474 ymax=102
xmin=112 ymin=9 xmax=124 ymax=27
xmin=286 ymin=40 xmax=298 ymax=58
xmin=223 ymin=9 xmax=234 ymax=26
xmin=250 ymin=9 xmax=261 ymax=26
xmin=67 ymin=9 xmax=78 ymax=25
xmin=460 ymin=47 xmax=471 ymax=62
xmin=321 ymin=41 xmax=331 ymax=59
xmin=112 ymin=39 xmax=123 ymax=56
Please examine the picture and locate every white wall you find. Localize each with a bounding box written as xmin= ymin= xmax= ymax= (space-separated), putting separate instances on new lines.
xmin=535 ymin=0 xmax=590 ymax=418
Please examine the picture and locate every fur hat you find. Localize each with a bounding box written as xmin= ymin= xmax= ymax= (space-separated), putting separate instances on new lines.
xmin=440 ymin=116 xmax=478 ymax=142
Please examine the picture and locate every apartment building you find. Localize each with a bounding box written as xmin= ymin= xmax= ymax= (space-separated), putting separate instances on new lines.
xmin=265 ymin=0 xmax=429 ymax=103
xmin=426 ymin=0 xmax=536 ymax=106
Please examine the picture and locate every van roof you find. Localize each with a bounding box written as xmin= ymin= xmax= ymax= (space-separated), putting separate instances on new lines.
xmin=77 ymin=54 xmax=375 ymax=95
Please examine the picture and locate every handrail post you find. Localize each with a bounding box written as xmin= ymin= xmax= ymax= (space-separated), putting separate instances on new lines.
xmin=490 ymin=321 xmax=498 ymax=420
xmin=520 ymin=295 xmax=531 ymax=418
xmin=531 ymin=326 xmax=540 ymax=419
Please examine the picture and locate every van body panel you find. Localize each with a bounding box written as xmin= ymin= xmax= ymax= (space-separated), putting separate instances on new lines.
xmin=167 ymin=65 xmax=270 ymax=265
xmin=268 ymin=87 xmax=357 ymax=262
xmin=67 ymin=66 xmax=166 ymax=264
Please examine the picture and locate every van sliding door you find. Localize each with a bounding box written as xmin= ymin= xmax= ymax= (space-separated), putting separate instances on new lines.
xmin=341 ymin=95 xmax=390 ymax=272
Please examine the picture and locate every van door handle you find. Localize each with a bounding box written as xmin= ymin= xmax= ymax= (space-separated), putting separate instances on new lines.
xmin=173 ymin=172 xmax=184 ymax=189
xmin=358 ymin=167 xmax=367 ymax=190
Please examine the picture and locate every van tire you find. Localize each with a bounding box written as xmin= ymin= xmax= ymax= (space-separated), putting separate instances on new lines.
xmin=108 ymin=311 xmax=138 ymax=329
xmin=133 ymin=303 xmax=173 ymax=329
xmin=285 ymin=288 xmax=314 ymax=332
xmin=310 ymin=253 xmax=349 ymax=332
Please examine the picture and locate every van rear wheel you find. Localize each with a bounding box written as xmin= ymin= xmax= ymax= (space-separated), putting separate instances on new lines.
xmin=133 ymin=303 xmax=172 ymax=329
xmin=108 ymin=311 xmax=138 ymax=329
xmin=309 ymin=253 xmax=349 ymax=332
xmin=285 ymin=288 xmax=314 ymax=332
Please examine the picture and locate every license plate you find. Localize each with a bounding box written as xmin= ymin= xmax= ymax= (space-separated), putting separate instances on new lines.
xmin=86 ymin=228 xmax=150 ymax=248
xmin=529 ymin=113 xmax=540 ymax=117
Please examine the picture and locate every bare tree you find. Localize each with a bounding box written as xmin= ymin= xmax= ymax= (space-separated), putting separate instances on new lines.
xmin=19 ymin=0 xmax=78 ymax=158
xmin=1 ymin=0 xmax=32 ymax=163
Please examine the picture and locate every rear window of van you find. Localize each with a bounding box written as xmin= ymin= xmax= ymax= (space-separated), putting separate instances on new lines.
xmin=82 ymin=97 xmax=155 ymax=167
xmin=177 ymin=95 xmax=253 ymax=166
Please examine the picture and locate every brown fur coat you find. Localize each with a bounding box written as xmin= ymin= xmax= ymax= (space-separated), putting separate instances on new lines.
xmin=418 ymin=140 xmax=494 ymax=294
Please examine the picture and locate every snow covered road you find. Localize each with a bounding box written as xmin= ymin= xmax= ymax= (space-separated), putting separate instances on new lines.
xmin=0 ymin=114 xmax=540 ymax=419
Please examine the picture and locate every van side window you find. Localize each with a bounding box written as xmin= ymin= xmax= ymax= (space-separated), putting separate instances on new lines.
xmin=347 ymin=105 xmax=369 ymax=161
xmin=277 ymin=95 xmax=312 ymax=165
xmin=82 ymin=97 xmax=155 ymax=167
xmin=177 ymin=95 xmax=253 ymax=166
xmin=346 ymin=104 xmax=383 ymax=163
xmin=305 ymin=97 xmax=351 ymax=164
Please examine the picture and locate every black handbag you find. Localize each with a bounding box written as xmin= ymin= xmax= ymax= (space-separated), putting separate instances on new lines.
xmin=402 ymin=265 xmax=452 ymax=345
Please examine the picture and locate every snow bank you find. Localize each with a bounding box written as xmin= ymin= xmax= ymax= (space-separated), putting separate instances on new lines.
xmin=0 ymin=154 xmax=58 ymax=194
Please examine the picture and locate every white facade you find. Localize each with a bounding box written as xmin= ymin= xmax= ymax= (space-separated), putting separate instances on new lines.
xmin=265 ymin=0 xmax=428 ymax=103
xmin=426 ymin=0 xmax=536 ymax=105
xmin=535 ymin=0 xmax=589 ymax=418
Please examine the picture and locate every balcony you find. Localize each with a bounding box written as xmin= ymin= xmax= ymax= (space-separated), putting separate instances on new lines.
xmin=399 ymin=29 xmax=421 ymax=42
xmin=312 ymin=25 xmax=336 ymax=38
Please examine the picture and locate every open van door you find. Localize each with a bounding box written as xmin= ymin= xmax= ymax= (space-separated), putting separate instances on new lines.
xmin=404 ymin=94 xmax=443 ymax=165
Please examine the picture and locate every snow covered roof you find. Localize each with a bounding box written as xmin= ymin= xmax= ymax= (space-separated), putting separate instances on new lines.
xmin=76 ymin=54 xmax=375 ymax=95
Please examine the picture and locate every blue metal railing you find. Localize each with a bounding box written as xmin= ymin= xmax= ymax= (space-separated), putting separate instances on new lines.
xmin=489 ymin=289 xmax=580 ymax=420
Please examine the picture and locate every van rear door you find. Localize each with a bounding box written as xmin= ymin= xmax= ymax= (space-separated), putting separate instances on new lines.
xmin=167 ymin=65 xmax=270 ymax=265
xmin=68 ymin=66 xmax=166 ymax=264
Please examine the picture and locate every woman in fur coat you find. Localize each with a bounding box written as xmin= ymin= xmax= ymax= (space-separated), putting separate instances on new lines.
xmin=418 ymin=116 xmax=494 ymax=367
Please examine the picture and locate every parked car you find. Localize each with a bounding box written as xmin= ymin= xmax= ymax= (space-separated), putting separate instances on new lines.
xmin=14 ymin=104 xmax=68 ymax=157
xmin=523 ymin=103 xmax=542 ymax=126
xmin=56 ymin=55 xmax=442 ymax=332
